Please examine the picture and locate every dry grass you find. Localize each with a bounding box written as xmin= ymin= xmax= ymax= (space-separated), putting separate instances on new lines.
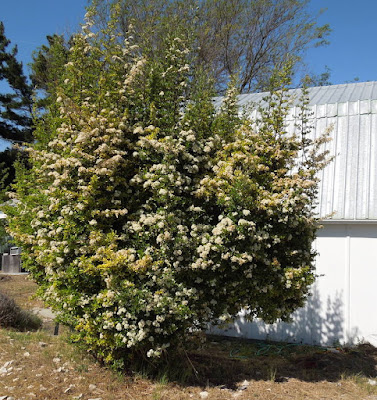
xmin=1 ymin=274 xmax=377 ymax=400
xmin=0 ymin=274 xmax=44 ymax=309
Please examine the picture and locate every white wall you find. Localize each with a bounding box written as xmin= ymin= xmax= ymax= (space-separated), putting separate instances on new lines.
xmin=210 ymin=223 xmax=377 ymax=347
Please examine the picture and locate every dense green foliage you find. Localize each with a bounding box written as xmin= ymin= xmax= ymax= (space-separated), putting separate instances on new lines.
xmin=6 ymin=6 xmax=328 ymax=367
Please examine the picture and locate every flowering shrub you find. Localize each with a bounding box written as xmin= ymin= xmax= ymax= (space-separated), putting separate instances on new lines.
xmin=5 ymin=7 xmax=328 ymax=367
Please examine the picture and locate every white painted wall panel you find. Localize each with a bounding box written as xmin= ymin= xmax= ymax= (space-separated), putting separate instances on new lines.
xmin=211 ymin=224 xmax=377 ymax=347
xmin=349 ymin=225 xmax=377 ymax=345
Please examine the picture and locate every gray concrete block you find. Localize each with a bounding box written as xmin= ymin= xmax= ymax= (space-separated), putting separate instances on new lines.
xmin=1 ymin=254 xmax=22 ymax=273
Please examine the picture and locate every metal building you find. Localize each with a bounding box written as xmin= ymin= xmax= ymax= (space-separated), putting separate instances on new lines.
xmin=211 ymin=81 xmax=377 ymax=347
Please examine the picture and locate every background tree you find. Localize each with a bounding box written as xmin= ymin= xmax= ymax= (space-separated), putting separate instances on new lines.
xmin=6 ymin=5 xmax=329 ymax=368
xmin=0 ymin=159 xmax=10 ymax=253
xmin=0 ymin=21 xmax=34 ymax=199
xmin=0 ymin=21 xmax=33 ymax=143
xmin=307 ymin=65 xmax=332 ymax=87
xmin=91 ymin=0 xmax=330 ymax=93
xmin=0 ymin=148 xmax=24 ymax=189
xmin=30 ymin=34 xmax=70 ymax=109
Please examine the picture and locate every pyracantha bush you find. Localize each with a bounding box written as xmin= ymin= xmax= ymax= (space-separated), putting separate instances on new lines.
xmin=5 ymin=6 xmax=329 ymax=366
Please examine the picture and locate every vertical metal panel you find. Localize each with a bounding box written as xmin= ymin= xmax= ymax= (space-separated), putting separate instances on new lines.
xmin=360 ymin=100 xmax=370 ymax=114
xmin=369 ymin=114 xmax=377 ymax=218
xmin=324 ymin=116 xmax=338 ymax=217
xmin=308 ymin=86 xmax=322 ymax=105
xmin=349 ymin=85 xmax=362 ymax=102
xmin=326 ymin=103 xmax=337 ymax=117
xmin=348 ymin=101 xmax=359 ymax=115
xmin=338 ymin=102 xmax=348 ymax=116
xmin=371 ymin=84 xmax=377 ymax=100
xmin=317 ymin=115 xmax=333 ymax=217
xmin=317 ymin=104 xmax=327 ymax=118
xmin=333 ymin=115 xmax=349 ymax=219
xmin=345 ymin=114 xmax=360 ymax=219
xmin=286 ymin=105 xmax=296 ymax=122
xmin=356 ymin=114 xmax=371 ymax=219
xmin=285 ymin=119 xmax=296 ymax=136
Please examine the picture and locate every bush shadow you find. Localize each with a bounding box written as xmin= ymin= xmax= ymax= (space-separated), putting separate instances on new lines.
xmin=156 ymin=285 xmax=376 ymax=388
xmin=181 ymin=337 xmax=377 ymax=388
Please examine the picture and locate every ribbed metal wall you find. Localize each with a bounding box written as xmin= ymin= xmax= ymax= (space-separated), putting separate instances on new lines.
xmin=214 ymin=81 xmax=377 ymax=221
xmin=291 ymin=99 xmax=377 ymax=220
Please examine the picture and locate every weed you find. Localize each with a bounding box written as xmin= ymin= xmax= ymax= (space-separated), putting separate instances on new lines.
xmin=0 ymin=290 xmax=21 ymax=327
xmin=152 ymin=389 xmax=162 ymax=400
xmin=0 ymin=291 xmax=42 ymax=331
xmin=152 ymin=375 xmax=168 ymax=400
xmin=158 ymin=373 xmax=169 ymax=386
xmin=267 ymin=366 xmax=277 ymax=382
xmin=341 ymin=371 xmax=377 ymax=394
xmin=17 ymin=309 xmax=42 ymax=330
xmin=75 ymin=363 xmax=89 ymax=373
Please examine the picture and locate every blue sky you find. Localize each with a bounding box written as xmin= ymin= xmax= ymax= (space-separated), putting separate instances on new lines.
xmin=1 ymin=0 xmax=88 ymax=72
xmin=1 ymin=0 xmax=375 ymax=84
xmin=306 ymin=0 xmax=377 ymax=84
xmin=0 ymin=0 xmax=376 ymax=150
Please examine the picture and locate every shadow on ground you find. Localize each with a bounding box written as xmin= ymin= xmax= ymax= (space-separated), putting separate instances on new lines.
xmin=176 ymin=335 xmax=377 ymax=388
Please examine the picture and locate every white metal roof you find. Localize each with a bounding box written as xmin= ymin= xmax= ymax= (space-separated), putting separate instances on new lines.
xmin=215 ymin=81 xmax=377 ymax=221
xmin=213 ymin=81 xmax=377 ymax=109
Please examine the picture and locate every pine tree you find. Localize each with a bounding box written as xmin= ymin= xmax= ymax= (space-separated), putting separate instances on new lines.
xmin=30 ymin=34 xmax=70 ymax=110
xmin=0 ymin=21 xmax=33 ymax=143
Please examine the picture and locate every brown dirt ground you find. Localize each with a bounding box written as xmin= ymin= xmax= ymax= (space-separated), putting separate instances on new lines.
xmin=1 ymin=274 xmax=377 ymax=400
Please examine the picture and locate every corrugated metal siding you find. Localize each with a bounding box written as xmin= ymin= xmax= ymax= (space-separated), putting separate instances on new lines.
xmin=214 ymin=81 xmax=377 ymax=220
xmin=289 ymin=99 xmax=377 ymax=220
